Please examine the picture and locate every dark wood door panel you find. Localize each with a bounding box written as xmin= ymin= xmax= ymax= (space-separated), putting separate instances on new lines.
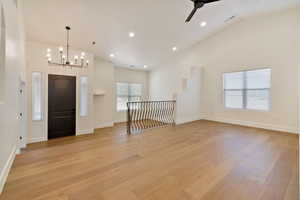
xmin=48 ymin=75 xmax=76 ymax=139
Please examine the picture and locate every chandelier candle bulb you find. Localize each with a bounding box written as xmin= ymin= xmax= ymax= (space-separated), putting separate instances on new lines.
xmin=46 ymin=53 xmax=51 ymax=58
xmin=74 ymin=55 xmax=79 ymax=64
xmin=59 ymin=46 xmax=64 ymax=53
xmin=62 ymin=55 xmax=66 ymax=65
xmin=47 ymin=48 xmax=51 ymax=53
xmin=81 ymin=52 xmax=85 ymax=57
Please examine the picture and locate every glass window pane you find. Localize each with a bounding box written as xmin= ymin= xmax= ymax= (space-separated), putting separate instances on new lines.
xmin=129 ymin=96 xmax=141 ymax=102
xmin=117 ymin=83 xmax=129 ymax=96
xmin=80 ymin=77 xmax=88 ymax=117
xmin=225 ymin=90 xmax=243 ymax=109
xmin=32 ymin=72 xmax=42 ymax=120
xmin=224 ymin=72 xmax=244 ymax=90
xmin=246 ymin=69 xmax=271 ymax=89
xmin=129 ymin=83 xmax=142 ymax=96
xmin=116 ymin=82 xmax=142 ymax=111
xmin=246 ymin=90 xmax=269 ymax=110
xmin=117 ymin=96 xmax=128 ymax=111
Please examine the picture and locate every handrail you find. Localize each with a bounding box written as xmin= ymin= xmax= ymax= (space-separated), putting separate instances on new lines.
xmin=127 ymin=100 xmax=176 ymax=134
xmin=128 ymin=100 xmax=176 ymax=103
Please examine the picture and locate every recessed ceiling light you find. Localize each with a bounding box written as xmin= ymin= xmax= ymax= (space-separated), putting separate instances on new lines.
xmin=110 ymin=53 xmax=115 ymax=58
xmin=172 ymin=46 xmax=177 ymax=52
xmin=129 ymin=32 xmax=135 ymax=38
xmin=200 ymin=21 xmax=207 ymax=27
xmin=144 ymin=65 xmax=148 ymax=69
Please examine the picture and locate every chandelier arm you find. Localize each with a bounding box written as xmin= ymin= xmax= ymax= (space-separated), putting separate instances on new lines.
xmin=66 ymin=27 xmax=70 ymax=63
xmin=47 ymin=26 xmax=87 ymax=69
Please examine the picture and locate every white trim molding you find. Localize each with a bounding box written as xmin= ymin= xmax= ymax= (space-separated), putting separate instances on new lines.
xmin=77 ymin=129 xmax=94 ymax=136
xmin=175 ymin=113 xmax=206 ymax=125
xmin=28 ymin=137 xmax=47 ymax=144
xmin=205 ymin=116 xmax=299 ymax=134
xmin=114 ymin=119 xmax=126 ymax=123
xmin=0 ymin=146 xmax=17 ymax=194
xmin=95 ymin=122 xmax=114 ymax=129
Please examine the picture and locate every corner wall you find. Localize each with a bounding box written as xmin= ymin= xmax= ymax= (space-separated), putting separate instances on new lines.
xmin=150 ymin=7 xmax=300 ymax=133
xmin=93 ymin=58 xmax=115 ymax=128
xmin=149 ymin=64 xmax=205 ymax=124
xmin=0 ymin=0 xmax=26 ymax=193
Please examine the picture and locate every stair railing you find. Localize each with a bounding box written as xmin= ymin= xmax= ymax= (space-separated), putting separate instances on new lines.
xmin=127 ymin=100 xmax=176 ymax=134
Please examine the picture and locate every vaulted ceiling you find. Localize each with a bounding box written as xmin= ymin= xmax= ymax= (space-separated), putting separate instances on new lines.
xmin=22 ymin=0 xmax=300 ymax=69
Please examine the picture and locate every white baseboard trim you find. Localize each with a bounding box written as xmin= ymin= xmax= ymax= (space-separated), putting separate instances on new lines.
xmin=205 ymin=117 xmax=299 ymax=134
xmin=95 ymin=122 xmax=114 ymax=129
xmin=114 ymin=119 xmax=126 ymax=123
xmin=77 ymin=129 xmax=94 ymax=136
xmin=176 ymin=114 xmax=205 ymax=125
xmin=28 ymin=137 xmax=47 ymax=144
xmin=0 ymin=146 xmax=17 ymax=194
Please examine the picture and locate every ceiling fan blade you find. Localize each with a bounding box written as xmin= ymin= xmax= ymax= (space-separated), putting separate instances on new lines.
xmin=204 ymin=0 xmax=221 ymax=4
xmin=185 ymin=7 xmax=198 ymax=22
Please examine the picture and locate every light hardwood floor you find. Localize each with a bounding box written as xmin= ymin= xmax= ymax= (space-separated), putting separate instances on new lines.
xmin=1 ymin=120 xmax=298 ymax=200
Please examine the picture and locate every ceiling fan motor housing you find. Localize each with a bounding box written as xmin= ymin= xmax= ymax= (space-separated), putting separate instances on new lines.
xmin=194 ymin=1 xmax=205 ymax=9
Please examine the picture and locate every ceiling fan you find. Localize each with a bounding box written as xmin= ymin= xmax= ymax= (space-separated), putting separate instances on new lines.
xmin=185 ymin=0 xmax=221 ymax=22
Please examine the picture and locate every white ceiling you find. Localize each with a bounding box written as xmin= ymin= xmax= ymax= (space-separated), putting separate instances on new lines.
xmin=22 ymin=0 xmax=300 ymax=70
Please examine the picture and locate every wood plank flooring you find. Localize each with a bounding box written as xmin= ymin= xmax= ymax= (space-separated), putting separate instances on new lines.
xmin=0 ymin=120 xmax=298 ymax=200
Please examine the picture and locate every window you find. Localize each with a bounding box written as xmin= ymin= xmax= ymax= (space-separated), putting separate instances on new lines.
xmin=223 ymin=68 xmax=271 ymax=111
xmin=80 ymin=76 xmax=88 ymax=117
xmin=32 ymin=72 xmax=42 ymax=120
xmin=116 ymin=82 xmax=142 ymax=111
xmin=0 ymin=6 xmax=6 ymax=103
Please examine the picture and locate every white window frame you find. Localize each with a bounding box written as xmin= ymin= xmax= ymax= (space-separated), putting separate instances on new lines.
xmin=223 ymin=68 xmax=271 ymax=111
xmin=116 ymin=82 xmax=142 ymax=112
xmin=80 ymin=76 xmax=88 ymax=117
xmin=32 ymin=71 xmax=43 ymax=121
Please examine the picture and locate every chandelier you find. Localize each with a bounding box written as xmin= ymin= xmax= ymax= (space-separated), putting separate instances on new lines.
xmin=46 ymin=26 xmax=89 ymax=68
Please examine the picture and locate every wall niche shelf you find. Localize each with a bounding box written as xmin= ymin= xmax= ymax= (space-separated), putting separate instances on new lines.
xmin=93 ymin=90 xmax=106 ymax=96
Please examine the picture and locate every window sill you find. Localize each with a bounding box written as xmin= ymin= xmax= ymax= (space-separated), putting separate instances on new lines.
xmin=224 ymin=107 xmax=270 ymax=113
xmin=32 ymin=120 xmax=43 ymax=122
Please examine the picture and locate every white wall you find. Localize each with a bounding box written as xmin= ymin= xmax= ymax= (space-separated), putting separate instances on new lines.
xmin=94 ymin=58 xmax=115 ymax=128
xmin=114 ymin=67 xmax=149 ymax=123
xmin=150 ymin=64 xmax=204 ymax=124
xmin=26 ymin=41 xmax=95 ymax=143
xmin=0 ymin=0 xmax=25 ymax=193
xmin=149 ymin=65 xmax=181 ymax=101
xmin=176 ymin=67 xmax=203 ymax=124
xmin=150 ymin=7 xmax=300 ymax=133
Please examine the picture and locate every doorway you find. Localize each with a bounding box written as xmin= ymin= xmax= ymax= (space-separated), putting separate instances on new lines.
xmin=48 ymin=75 xmax=76 ymax=139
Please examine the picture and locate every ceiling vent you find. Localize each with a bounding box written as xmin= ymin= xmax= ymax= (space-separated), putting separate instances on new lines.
xmin=225 ymin=15 xmax=236 ymax=22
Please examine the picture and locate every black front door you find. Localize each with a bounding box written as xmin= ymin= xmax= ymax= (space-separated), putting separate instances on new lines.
xmin=48 ymin=75 xmax=76 ymax=139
